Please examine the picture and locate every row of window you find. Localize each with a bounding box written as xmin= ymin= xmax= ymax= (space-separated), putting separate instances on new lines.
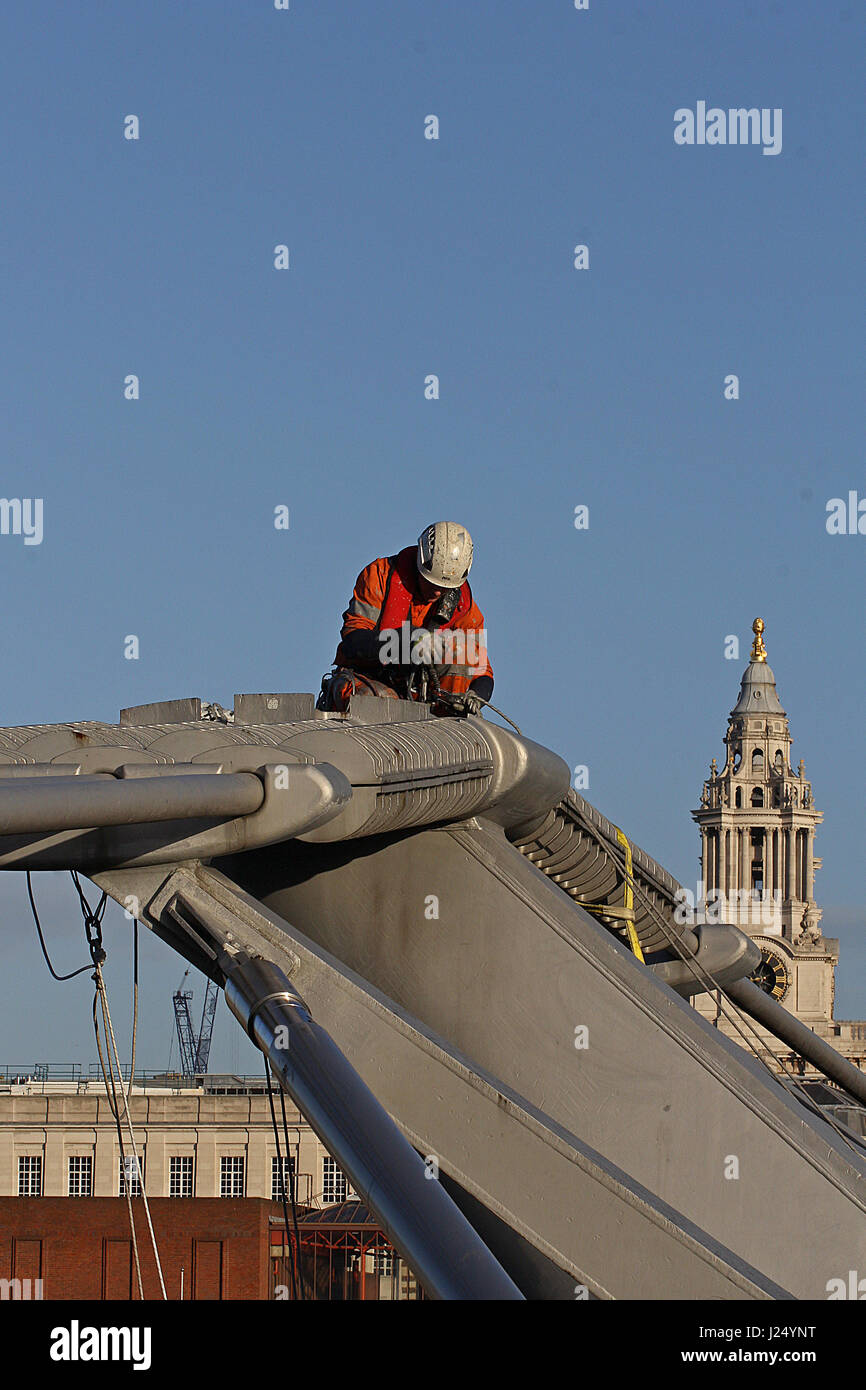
xmin=18 ymin=1153 xmax=351 ymax=1202
xmin=732 ymin=749 xmax=786 ymax=773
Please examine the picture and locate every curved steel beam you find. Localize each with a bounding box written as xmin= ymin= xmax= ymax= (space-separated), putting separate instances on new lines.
xmin=0 ymin=764 xmax=352 ymax=870
xmin=0 ymin=771 xmax=264 ymax=834
xmin=221 ymin=950 xmax=523 ymax=1301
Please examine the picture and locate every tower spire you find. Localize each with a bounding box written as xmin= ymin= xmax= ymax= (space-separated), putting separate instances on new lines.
xmin=692 ymin=619 xmax=823 ymax=953
xmin=750 ymin=617 xmax=767 ymax=663
xmin=689 ymin=625 xmax=865 ymax=1065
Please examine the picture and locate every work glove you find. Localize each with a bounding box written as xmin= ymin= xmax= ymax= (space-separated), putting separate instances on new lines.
xmin=438 ymin=690 xmax=483 ymax=716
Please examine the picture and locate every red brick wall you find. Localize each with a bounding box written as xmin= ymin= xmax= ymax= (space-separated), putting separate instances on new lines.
xmin=0 ymin=1199 xmax=273 ymax=1300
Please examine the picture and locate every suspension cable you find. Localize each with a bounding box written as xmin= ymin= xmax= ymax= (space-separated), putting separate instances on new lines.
xmin=277 ymin=1078 xmax=305 ymax=1296
xmin=93 ymin=988 xmax=145 ymax=1300
xmin=26 ymin=872 xmax=92 ymax=980
xmin=264 ymin=1055 xmax=302 ymax=1300
xmin=92 ymin=956 xmax=167 ymax=1299
xmin=565 ymin=800 xmax=866 ymax=1159
xmin=128 ymin=918 xmax=138 ymax=1102
xmin=72 ymin=873 xmax=168 ymax=1298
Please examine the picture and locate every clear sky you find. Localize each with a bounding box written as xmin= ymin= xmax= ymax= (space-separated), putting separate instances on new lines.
xmin=0 ymin=0 xmax=862 ymax=1074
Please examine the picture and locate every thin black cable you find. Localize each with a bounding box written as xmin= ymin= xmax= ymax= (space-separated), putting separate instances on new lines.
xmin=277 ymin=1080 xmax=305 ymax=1298
xmin=264 ymin=1056 xmax=300 ymax=1301
xmin=27 ymin=868 xmax=164 ymax=1295
xmin=268 ymin=1058 xmax=301 ymax=1301
xmin=80 ymin=876 xmax=166 ymax=1300
xmin=128 ymin=918 xmax=138 ymax=1098
xmin=70 ymin=870 xmax=108 ymax=940
xmin=26 ymin=872 xmax=92 ymax=981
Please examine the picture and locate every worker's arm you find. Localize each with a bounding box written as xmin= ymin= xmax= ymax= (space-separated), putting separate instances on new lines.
xmin=340 ymin=627 xmax=380 ymax=663
xmin=337 ymin=558 xmax=392 ymax=666
xmin=468 ymin=674 xmax=494 ymax=702
xmin=434 ymin=596 xmax=493 ymax=709
xmin=461 ymin=596 xmax=493 ymax=688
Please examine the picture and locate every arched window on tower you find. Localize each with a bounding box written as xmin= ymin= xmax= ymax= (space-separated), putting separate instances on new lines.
xmin=774 ymin=749 xmax=784 ymax=774
xmin=751 ymin=787 xmax=764 ymax=807
xmin=750 ymin=829 xmax=764 ymax=896
xmin=751 ymin=749 xmax=764 ymax=774
xmin=735 ymin=787 xmax=742 ymax=808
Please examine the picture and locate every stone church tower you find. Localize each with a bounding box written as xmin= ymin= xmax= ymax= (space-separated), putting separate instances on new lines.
xmin=691 ymin=620 xmax=864 ymax=1068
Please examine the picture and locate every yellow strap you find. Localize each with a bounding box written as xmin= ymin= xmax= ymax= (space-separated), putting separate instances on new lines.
xmin=573 ymin=829 xmax=645 ymax=963
xmin=615 ymin=827 xmax=644 ymax=962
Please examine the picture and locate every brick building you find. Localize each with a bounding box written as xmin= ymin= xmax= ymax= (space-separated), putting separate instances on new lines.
xmin=0 ymin=1070 xmax=418 ymax=1300
xmin=0 ymin=1197 xmax=270 ymax=1300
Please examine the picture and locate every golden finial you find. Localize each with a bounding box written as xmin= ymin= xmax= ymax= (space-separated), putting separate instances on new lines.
xmin=750 ymin=617 xmax=767 ymax=663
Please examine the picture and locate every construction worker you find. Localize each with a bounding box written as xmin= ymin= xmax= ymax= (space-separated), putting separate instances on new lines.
xmin=319 ymin=522 xmax=493 ymax=715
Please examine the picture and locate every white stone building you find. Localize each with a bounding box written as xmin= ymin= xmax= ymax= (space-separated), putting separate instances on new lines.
xmin=0 ymin=1072 xmax=351 ymax=1205
xmin=690 ymin=619 xmax=866 ymax=1071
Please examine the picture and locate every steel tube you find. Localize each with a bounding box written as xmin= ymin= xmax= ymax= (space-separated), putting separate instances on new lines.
xmin=223 ymin=954 xmax=523 ymax=1301
xmin=0 ymin=773 xmax=264 ymax=834
xmin=728 ymin=978 xmax=866 ymax=1108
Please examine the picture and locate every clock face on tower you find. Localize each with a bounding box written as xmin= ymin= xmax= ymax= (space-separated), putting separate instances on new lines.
xmin=749 ymin=947 xmax=789 ymax=1001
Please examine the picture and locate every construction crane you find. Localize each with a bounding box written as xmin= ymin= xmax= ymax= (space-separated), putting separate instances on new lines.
xmin=172 ymin=969 xmax=219 ymax=1077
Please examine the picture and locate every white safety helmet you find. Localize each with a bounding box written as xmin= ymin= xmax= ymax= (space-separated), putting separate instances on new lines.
xmin=416 ymin=521 xmax=473 ymax=589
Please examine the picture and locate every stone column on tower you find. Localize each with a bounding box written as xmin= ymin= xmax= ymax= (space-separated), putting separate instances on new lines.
xmin=766 ymin=830 xmax=773 ymax=900
xmin=740 ymin=828 xmax=749 ymax=900
xmin=785 ymin=828 xmax=793 ymax=904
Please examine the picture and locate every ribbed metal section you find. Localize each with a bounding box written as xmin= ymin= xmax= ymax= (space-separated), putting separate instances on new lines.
xmin=507 ymin=790 xmax=682 ymax=955
xmin=364 ymin=772 xmax=494 ymax=837
xmin=0 ymin=726 xmax=61 ymax=750
xmin=0 ymin=715 xmax=490 ymax=769
xmin=340 ymin=720 xmax=494 ymax=778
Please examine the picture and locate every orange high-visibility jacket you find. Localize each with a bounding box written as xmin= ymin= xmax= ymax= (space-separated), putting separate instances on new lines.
xmin=334 ymin=549 xmax=492 ymax=695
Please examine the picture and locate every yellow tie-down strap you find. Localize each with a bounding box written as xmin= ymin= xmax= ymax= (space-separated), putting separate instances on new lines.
xmin=579 ymin=827 xmax=645 ymax=963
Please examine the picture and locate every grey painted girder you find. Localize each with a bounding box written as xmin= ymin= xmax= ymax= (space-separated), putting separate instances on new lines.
xmin=0 ymin=764 xmax=351 ymax=870
xmin=92 ymin=862 xmax=789 ymax=1300
xmin=217 ymin=950 xmax=522 ymax=1300
xmin=0 ymin=711 xmax=570 ymax=869
xmin=0 ymin=771 xmax=264 ymax=833
xmin=0 ymin=698 xmax=861 ymax=1295
xmin=227 ymin=816 xmax=866 ymax=1298
xmin=729 ymin=978 xmax=866 ymax=1109
xmin=513 ymin=790 xmax=866 ymax=1094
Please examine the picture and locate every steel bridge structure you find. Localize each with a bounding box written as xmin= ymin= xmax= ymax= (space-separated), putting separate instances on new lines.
xmin=0 ymin=690 xmax=864 ymax=1298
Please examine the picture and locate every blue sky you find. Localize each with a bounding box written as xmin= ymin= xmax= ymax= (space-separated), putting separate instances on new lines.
xmin=0 ymin=0 xmax=863 ymax=1072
